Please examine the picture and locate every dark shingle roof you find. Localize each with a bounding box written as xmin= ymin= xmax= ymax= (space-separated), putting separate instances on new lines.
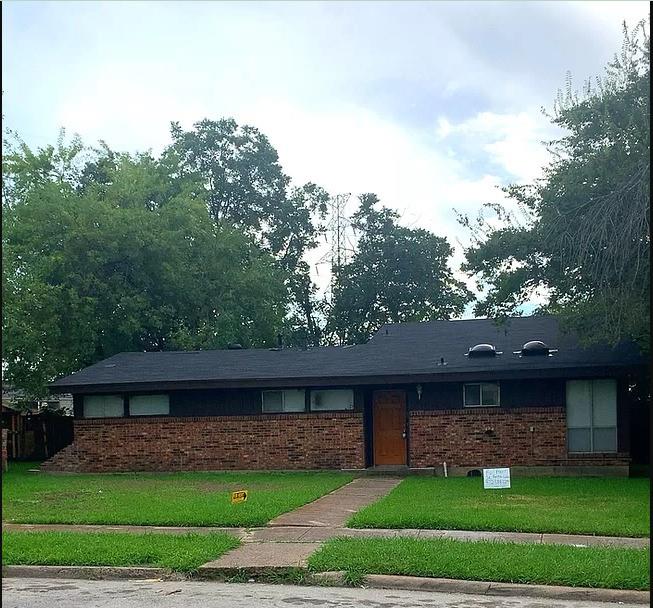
xmin=50 ymin=315 xmax=645 ymax=391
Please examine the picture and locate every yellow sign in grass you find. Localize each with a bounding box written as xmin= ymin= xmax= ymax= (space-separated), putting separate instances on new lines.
xmin=231 ymin=490 xmax=248 ymax=504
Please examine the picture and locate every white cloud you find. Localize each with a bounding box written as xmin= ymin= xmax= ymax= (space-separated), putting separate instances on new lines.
xmin=436 ymin=110 xmax=559 ymax=183
xmin=226 ymin=98 xmax=531 ymax=301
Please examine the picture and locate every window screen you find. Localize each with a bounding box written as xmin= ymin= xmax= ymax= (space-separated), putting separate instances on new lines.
xmin=310 ymin=389 xmax=354 ymax=411
xmin=129 ymin=394 xmax=170 ymax=416
xmin=464 ymin=383 xmax=499 ymax=407
xmin=262 ymin=390 xmax=306 ymax=413
xmin=83 ymin=395 xmax=124 ymax=418
xmin=566 ymin=379 xmax=617 ymax=453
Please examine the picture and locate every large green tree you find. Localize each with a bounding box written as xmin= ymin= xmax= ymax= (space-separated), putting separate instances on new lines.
xmin=326 ymin=194 xmax=472 ymax=344
xmin=2 ymin=134 xmax=286 ymax=398
xmin=164 ymin=118 xmax=329 ymax=345
xmin=460 ymin=20 xmax=650 ymax=350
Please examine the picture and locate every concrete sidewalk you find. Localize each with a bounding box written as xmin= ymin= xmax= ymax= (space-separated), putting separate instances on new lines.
xmin=4 ymin=522 xmax=648 ymax=549
xmin=2 ymin=523 xmax=650 ymax=549
xmin=245 ymin=526 xmax=650 ymax=548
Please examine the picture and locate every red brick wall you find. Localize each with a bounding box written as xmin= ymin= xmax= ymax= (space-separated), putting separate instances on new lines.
xmin=41 ymin=412 xmax=364 ymax=473
xmin=409 ymin=407 xmax=628 ymax=468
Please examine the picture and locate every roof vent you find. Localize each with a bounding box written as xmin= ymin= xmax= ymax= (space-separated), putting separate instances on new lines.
xmin=465 ymin=344 xmax=501 ymax=358
xmin=227 ymin=343 xmax=243 ymax=350
xmin=515 ymin=340 xmax=558 ymax=357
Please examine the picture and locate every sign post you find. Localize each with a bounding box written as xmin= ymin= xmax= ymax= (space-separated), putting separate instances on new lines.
xmin=482 ymin=468 xmax=511 ymax=489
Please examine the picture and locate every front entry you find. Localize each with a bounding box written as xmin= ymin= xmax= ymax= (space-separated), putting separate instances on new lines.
xmin=373 ymin=390 xmax=407 ymax=465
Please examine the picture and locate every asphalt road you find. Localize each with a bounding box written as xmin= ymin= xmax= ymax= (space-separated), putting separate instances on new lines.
xmin=1 ymin=578 xmax=647 ymax=608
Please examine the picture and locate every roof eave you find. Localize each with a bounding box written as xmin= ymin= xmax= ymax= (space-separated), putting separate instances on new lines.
xmin=48 ymin=363 xmax=646 ymax=394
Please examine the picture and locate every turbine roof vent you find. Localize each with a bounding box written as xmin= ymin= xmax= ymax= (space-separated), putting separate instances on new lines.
xmin=515 ymin=340 xmax=559 ymax=357
xmin=465 ymin=343 xmax=501 ymax=358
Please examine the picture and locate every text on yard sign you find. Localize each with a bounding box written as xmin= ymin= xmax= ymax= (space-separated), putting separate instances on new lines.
xmin=231 ymin=490 xmax=248 ymax=503
xmin=482 ymin=468 xmax=511 ymax=489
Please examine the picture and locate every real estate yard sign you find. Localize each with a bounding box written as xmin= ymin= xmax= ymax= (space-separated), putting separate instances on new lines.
xmin=482 ymin=468 xmax=511 ymax=489
xmin=231 ymin=490 xmax=248 ymax=504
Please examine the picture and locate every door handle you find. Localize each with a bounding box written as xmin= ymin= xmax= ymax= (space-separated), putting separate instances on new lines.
xmin=402 ymin=431 xmax=407 ymax=439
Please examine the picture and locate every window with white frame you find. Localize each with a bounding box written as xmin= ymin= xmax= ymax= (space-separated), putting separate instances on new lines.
xmin=261 ymin=389 xmax=306 ymax=413
xmin=566 ymin=379 xmax=617 ymax=453
xmin=129 ymin=394 xmax=170 ymax=416
xmin=310 ymin=389 xmax=354 ymax=411
xmin=463 ymin=383 xmax=500 ymax=407
xmin=83 ymin=395 xmax=124 ymax=418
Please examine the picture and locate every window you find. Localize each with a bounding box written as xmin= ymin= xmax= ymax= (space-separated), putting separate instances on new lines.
xmin=566 ymin=379 xmax=617 ymax=453
xmin=310 ymin=389 xmax=354 ymax=411
xmin=129 ymin=394 xmax=170 ymax=416
xmin=262 ymin=389 xmax=306 ymax=413
xmin=83 ymin=395 xmax=124 ymax=418
xmin=463 ymin=383 xmax=500 ymax=407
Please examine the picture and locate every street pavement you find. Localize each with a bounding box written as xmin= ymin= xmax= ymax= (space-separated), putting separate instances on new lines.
xmin=1 ymin=578 xmax=648 ymax=608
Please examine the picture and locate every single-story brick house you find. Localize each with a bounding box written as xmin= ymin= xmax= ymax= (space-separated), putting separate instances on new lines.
xmin=44 ymin=316 xmax=646 ymax=476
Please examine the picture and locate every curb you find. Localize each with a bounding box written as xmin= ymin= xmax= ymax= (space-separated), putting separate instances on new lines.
xmin=360 ymin=573 xmax=650 ymax=605
xmin=195 ymin=565 xmax=308 ymax=581
xmin=2 ymin=565 xmax=187 ymax=581
xmin=3 ymin=565 xmax=649 ymax=604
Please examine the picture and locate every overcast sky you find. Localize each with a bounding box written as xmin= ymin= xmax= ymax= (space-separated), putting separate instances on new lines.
xmin=2 ymin=0 xmax=649 ymax=312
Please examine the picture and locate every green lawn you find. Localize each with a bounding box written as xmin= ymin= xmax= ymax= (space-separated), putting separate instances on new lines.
xmin=308 ymin=537 xmax=650 ymax=590
xmin=2 ymin=530 xmax=239 ymax=572
xmin=348 ymin=477 xmax=650 ymax=537
xmin=3 ymin=462 xmax=352 ymax=527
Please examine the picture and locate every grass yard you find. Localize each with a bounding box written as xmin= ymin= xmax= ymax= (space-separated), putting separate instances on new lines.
xmin=2 ymin=531 xmax=239 ymax=572
xmin=348 ymin=477 xmax=650 ymax=537
xmin=308 ymin=537 xmax=650 ymax=590
xmin=3 ymin=462 xmax=352 ymax=527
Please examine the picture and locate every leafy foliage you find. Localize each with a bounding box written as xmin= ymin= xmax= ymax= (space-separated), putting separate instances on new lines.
xmin=2 ymin=134 xmax=286 ymax=397
xmin=165 ymin=118 xmax=329 ymax=345
xmin=460 ymin=20 xmax=650 ymax=350
xmin=327 ymin=194 xmax=471 ymax=344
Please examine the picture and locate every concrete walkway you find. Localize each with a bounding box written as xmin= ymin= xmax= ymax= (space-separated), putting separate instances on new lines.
xmin=200 ymin=477 xmax=402 ymax=570
xmin=267 ymin=477 xmax=401 ymax=527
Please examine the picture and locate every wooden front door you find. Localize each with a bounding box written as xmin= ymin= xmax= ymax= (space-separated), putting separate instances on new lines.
xmin=373 ymin=390 xmax=407 ymax=465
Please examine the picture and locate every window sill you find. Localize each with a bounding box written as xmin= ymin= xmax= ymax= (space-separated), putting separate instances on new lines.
xmin=262 ymin=411 xmax=307 ymax=414
xmin=567 ymin=451 xmax=619 ymax=457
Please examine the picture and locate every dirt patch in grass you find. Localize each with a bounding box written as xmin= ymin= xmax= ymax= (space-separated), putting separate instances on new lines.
xmin=193 ymin=481 xmax=285 ymax=493
xmin=505 ymin=495 xmax=538 ymax=503
xmin=39 ymin=490 xmax=103 ymax=503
